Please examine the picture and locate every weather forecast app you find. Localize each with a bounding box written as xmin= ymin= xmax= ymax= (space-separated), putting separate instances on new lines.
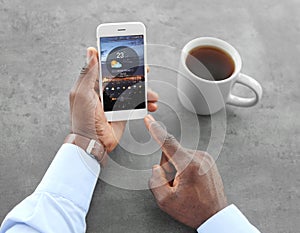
xmin=100 ymin=35 xmax=145 ymax=112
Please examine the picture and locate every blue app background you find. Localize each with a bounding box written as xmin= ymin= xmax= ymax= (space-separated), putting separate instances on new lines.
xmin=100 ymin=35 xmax=144 ymax=77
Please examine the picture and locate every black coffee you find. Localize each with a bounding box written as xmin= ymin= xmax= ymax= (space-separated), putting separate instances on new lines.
xmin=186 ymin=46 xmax=235 ymax=81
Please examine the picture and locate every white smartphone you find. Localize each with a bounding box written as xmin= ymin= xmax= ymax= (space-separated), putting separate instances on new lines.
xmin=97 ymin=22 xmax=147 ymax=122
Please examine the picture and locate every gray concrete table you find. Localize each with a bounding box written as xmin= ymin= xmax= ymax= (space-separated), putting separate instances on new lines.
xmin=0 ymin=0 xmax=299 ymax=232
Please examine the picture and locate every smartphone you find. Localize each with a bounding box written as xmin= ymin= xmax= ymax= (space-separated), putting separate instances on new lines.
xmin=97 ymin=22 xmax=147 ymax=122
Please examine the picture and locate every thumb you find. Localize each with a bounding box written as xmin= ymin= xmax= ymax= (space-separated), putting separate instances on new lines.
xmin=149 ymin=165 xmax=173 ymax=204
xmin=78 ymin=47 xmax=99 ymax=90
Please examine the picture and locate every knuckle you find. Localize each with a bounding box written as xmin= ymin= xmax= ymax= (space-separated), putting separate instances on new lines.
xmin=69 ymin=88 xmax=86 ymax=102
xmin=201 ymin=151 xmax=214 ymax=165
xmin=148 ymin=177 xmax=156 ymax=189
xmin=185 ymin=150 xmax=200 ymax=168
xmin=186 ymin=161 xmax=201 ymax=176
xmin=148 ymin=174 xmax=162 ymax=190
xmin=164 ymin=134 xmax=178 ymax=148
xmin=95 ymin=123 xmax=107 ymax=135
xmin=189 ymin=159 xmax=201 ymax=169
xmin=184 ymin=150 xmax=215 ymax=175
xmin=196 ymin=151 xmax=215 ymax=174
xmin=69 ymin=90 xmax=76 ymax=100
xmin=165 ymin=133 xmax=176 ymax=142
xmin=192 ymin=150 xmax=214 ymax=164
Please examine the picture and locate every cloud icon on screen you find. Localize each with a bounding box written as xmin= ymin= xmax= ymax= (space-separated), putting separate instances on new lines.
xmin=111 ymin=60 xmax=122 ymax=68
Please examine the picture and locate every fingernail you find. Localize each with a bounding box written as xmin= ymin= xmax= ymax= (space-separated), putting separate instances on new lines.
xmin=86 ymin=48 xmax=93 ymax=63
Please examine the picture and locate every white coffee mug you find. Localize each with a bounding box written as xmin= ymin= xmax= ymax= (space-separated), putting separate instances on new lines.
xmin=177 ymin=37 xmax=263 ymax=115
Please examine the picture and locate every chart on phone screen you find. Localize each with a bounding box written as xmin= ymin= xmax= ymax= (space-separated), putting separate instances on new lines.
xmin=100 ymin=35 xmax=145 ymax=112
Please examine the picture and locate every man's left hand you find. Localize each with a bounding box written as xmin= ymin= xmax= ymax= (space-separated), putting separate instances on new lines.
xmin=69 ymin=47 xmax=158 ymax=153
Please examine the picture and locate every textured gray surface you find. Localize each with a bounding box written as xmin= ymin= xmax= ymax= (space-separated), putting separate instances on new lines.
xmin=1 ymin=0 xmax=300 ymax=232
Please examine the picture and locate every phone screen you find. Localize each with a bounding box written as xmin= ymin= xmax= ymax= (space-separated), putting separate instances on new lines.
xmin=100 ymin=35 xmax=146 ymax=112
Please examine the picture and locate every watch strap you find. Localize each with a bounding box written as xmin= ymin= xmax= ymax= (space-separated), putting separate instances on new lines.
xmin=64 ymin=134 xmax=106 ymax=162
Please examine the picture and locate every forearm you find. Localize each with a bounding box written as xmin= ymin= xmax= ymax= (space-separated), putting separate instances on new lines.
xmin=0 ymin=143 xmax=100 ymax=233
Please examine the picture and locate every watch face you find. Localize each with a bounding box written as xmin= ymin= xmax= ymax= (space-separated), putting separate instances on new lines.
xmin=106 ymin=46 xmax=139 ymax=77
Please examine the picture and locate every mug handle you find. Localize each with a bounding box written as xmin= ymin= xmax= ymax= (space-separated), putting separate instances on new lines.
xmin=227 ymin=73 xmax=263 ymax=107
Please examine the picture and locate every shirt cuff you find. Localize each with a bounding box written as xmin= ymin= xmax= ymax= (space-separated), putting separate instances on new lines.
xmin=35 ymin=143 xmax=100 ymax=212
xmin=197 ymin=204 xmax=261 ymax=233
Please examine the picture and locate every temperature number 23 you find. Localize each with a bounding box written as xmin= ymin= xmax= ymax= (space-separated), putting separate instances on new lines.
xmin=116 ymin=51 xmax=125 ymax=59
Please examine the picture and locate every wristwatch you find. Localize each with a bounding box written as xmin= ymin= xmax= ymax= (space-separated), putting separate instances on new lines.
xmin=64 ymin=134 xmax=106 ymax=162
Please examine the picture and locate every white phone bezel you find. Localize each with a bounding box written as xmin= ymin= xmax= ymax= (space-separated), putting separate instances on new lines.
xmin=96 ymin=22 xmax=147 ymax=122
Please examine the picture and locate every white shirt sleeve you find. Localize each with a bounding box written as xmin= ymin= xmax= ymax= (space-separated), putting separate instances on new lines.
xmin=197 ymin=204 xmax=261 ymax=233
xmin=1 ymin=144 xmax=262 ymax=233
xmin=0 ymin=143 xmax=100 ymax=233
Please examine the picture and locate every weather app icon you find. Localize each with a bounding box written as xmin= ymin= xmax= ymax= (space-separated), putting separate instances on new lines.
xmin=111 ymin=60 xmax=122 ymax=68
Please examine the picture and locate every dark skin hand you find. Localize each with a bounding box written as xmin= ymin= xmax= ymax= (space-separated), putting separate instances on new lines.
xmin=69 ymin=47 xmax=226 ymax=229
xmin=69 ymin=47 xmax=158 ymax=153
xmin=144 ymin=114 xmax=228 ymax=229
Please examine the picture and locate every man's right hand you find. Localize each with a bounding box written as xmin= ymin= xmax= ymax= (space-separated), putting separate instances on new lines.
xmin=144 ymin=115 xmax=228 ymax=229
